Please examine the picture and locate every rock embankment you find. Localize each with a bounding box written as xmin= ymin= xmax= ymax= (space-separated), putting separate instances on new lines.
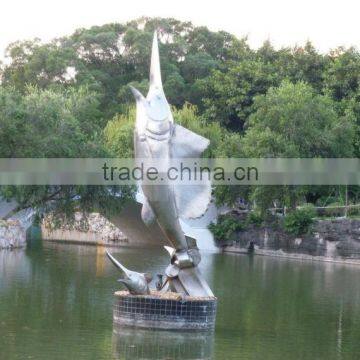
xmin=41 ymin=212 xmax=128 ymax=246
xmin=0 ymin=219 xmax=26 ymax=249
xmin=222 ymin=218 xmax=360 ymax=262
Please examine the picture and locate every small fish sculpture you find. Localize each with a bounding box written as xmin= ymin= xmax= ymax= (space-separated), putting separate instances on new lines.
xmin=106 ymin=250 xmax=152 ymax=295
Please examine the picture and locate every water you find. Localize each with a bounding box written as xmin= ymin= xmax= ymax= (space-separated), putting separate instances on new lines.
xmin=1 ymin=241 xmax=360 ymax=359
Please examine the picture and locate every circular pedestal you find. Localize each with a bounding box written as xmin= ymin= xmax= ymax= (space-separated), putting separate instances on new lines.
xmin=113 ymin=291 xmax=217 ymax=331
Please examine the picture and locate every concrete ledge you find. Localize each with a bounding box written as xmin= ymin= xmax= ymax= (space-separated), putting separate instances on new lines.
xmin=113 ymin=290 xmax=217 ymax=331
xmin=42 ymin=237 xmax=129 ymax=247
xmin=224 ymin=245 xmax=360 ymax=265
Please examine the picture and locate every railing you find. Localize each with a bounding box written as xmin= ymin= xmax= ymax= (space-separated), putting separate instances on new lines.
xmin=268 ymin=204 xmax=360 ymax=218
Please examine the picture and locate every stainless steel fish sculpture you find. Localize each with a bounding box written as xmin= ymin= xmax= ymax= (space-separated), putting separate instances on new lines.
xmin=130 ymin=32 xmax=214 ymax=297
xmin=106 ymin=250 xmax=152 ymax=295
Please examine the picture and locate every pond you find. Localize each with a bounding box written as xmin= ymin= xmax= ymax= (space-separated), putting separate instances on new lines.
xmin=1 ymin=241 xmax=360 ymax=359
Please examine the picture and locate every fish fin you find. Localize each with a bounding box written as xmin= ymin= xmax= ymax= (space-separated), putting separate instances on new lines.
xmin=144 ymin=273 xmax=153 ymax=283
xmin=164 ymin=245 xmax=176 ymax=257
xmin=171 ymin=125 xmax=211 ymax=218
xmin=185 ymin=235 xmax=198 ymax=249
xmin=175 ymin=183 xmax=211 ymax=219
xmin=129 ymin=85 xmax=146 ymax=102
xmin=171 ymin=124 xmax=209 ymax=158
xmin=141 ymin=200 xmax=156 ymax=226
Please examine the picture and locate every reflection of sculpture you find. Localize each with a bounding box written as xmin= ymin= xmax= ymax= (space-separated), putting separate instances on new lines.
xmin=108 ymin=31 xmax=214 ymax=299
xmin=112 ymin=325 xmax=214 ymax=359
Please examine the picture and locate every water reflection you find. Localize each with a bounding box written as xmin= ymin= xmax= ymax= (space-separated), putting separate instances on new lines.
xmin=112 ymin=325 xmax=214 ymax=360
xmin=96 ymin=245 xmax=106 ymax=277
xmin=0 ymin=249 xmax=31 ymax=290
xmin=1 ymin=243 xmax=360 ymax=359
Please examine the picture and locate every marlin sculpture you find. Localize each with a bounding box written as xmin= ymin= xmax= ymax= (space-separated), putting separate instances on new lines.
xmin=107 ymin=31 xmax=214 ymax=298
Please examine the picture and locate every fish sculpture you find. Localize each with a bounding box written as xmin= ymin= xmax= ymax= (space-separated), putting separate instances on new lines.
xmin=130 ymin=32 xmax=214 ymax=297
xmin=106 ymin=250 xmax=152 ymax=295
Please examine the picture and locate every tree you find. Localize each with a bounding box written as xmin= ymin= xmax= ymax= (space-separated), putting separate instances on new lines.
xmin=265 ymin=41 xmax=330 ymax=91
xmin=198 ymin=58 xmax=280 ymax=130
xmin=324 ymin=47 xmax=360 ymax=101
xmin=242 ymin=80 xmax=354 ymax=157
xmin=2 ymin=40 xmax=77 ymax=91
xmin=239 ymin=81 xmax=355 ymax=212
xmin=0 ymin=86 xmax=103 ymax=157
xmin=1 ymin=18 xmax=243 ymax=121
xmin=0 ymin=86 xmax=132 ymax=216
xmin=103 ymin=107 xmax=135 ymax=158
xmin=324 ymin=48 xmax=360 ymax=157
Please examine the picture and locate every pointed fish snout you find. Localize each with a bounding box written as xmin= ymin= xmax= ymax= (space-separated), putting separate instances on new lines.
xmin=129 ymin=86 xmax=145 ymax=102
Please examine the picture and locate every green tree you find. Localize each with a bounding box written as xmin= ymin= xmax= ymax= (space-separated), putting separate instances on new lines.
xmin=198 ymin=59 xmax=280 ymax=130
xmin=2 ymin=18 xmax=244 ymax=120
xmin=240 ymin=81 xmax=355 ymax=212
xmin=323 ymin=48 xmax=360 ymax=157
xmin=0 ymin=85 xmax=103 ymax=157
xmin=242 ymin=80 xmax=354 ymax=157
xmin=0 ymin=86 xmax=131 ymax=216
xmin=260 ymin=41 xmax=330 ymax=91
xmin=324 ymin=47 xmax=360 ymax=101
xmin=103 ymin=107 xmax=135 ymax=158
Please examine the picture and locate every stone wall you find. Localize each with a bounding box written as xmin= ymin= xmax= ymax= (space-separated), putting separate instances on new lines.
xmin=223 ymin=218 xmax=360 ymax=261
xmin=0 ymin=219 xmax=26 ymax=249
xmin=41 ymin=212 xmax=129 ymax=247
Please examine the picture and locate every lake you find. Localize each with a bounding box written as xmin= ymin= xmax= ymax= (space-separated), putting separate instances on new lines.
xmin=1 ymin=240 xmax=360 ymax=359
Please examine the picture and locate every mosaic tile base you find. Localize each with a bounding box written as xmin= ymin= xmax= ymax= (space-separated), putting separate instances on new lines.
xmin=113 ymin=291 xmax=217 ymax=331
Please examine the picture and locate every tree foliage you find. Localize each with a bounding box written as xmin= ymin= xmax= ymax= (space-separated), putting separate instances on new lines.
xmin=0 ymin=17 xmax=359 ymax=215
xmin=242 ymin=81 xmax=354 ymax=212
xmin=0 ymin=85 xmax=132 ymax=215
xmin=242 ymin=81 xmax=354 ymax=158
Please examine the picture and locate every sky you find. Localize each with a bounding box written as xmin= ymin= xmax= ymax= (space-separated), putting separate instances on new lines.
xmin=0 ymin=0 xmax=359 ymax=59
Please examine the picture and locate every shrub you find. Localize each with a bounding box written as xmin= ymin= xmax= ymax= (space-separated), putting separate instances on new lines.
xmin=323 ymin=202 xmax=344 ymax=217
xmin=246 ymin=211 xmax=263 ymax=227
xmin=208 ymin=214 xmax=244 ymax=242
xmin=347 ymin=205 xmax=360 ymax=217
xmin=284 ymin=204 xmax=316 ymax=236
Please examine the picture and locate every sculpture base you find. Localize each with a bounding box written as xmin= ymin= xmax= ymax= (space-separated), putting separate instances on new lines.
xmin=113 ymin=290 xmax=217 ymax=331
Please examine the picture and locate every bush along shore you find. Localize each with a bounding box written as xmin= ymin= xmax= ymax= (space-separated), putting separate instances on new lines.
xmin=210 ymin=209 xmax=360 ymax=264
